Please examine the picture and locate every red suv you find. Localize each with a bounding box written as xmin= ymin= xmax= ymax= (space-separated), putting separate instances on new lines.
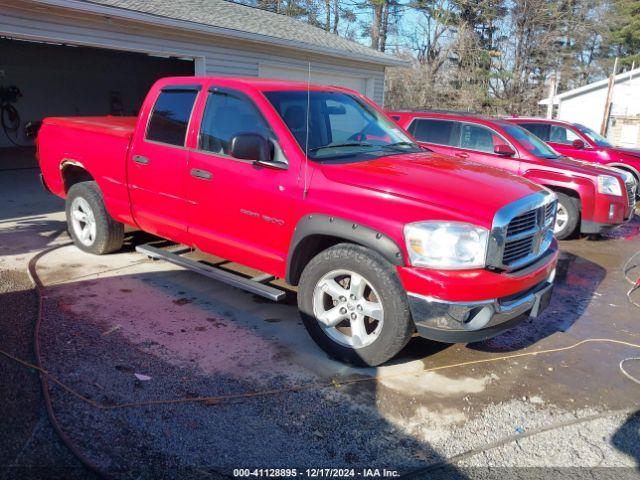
xmin=506 ymin=117 xmax=640 ymax=197
xmin=389 ymin=111 xmax=637 ymax=240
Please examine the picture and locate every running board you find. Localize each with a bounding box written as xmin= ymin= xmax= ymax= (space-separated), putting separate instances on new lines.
xmin=135 ymin=244 xmax=286 ymax=301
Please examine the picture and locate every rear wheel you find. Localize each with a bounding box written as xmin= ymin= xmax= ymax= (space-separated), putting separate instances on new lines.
xmin=298 ymin=243 xmax=414 ymax=366
xmin=65 ymin=181 xmax=124 ymax=254
xmin=553 ymin=192 xmax=580 ymax=240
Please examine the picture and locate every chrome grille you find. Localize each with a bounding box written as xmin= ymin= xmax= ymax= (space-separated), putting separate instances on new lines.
xmin=506 ymin=210 xmax=537 ymax=237
xmin=487 ymin=191 xmax=557 ymax=272
xmin=626 ymin=181 xmax=637 ymax=209
xmin=503 ymin=236 xmax=535 ymax=264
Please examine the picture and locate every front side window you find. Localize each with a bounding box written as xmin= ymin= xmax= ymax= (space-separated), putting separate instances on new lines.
xmin=146 ymin=89 xmax=198 ymax=146
xmin=264 ymin=90 xmax=420 ymax=162
xmin=199 ymin=90 xmax=272 ymax=155
xmin=519 ymin=123 xmax=550 ymax=141
xmin=549 ymin=125 xmax=581 ymax=144
xmin=409 ymin=119 xmax=459 ymax=146
xmin=460 ymin=123 xmax=509 ymax=153
xmin=575 ymin=124 xmax=613 ymax=147
xmin=502 ymin=123 xmax=561 ymax=159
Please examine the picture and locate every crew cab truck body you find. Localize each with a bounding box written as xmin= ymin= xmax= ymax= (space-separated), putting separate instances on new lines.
xmin=389 ymin=111 xmax=637 ymax=240
xmin=506 ymin=117 xmax=640 ymax=200
xmin=38 ymin=77 xmax=558 ymax=366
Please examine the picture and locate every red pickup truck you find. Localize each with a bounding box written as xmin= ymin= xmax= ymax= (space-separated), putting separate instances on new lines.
xmin=389 ymin=111 xmax=637 ymax=240
xmin=38 ymin=77 xmax=558 ymax=366
xmin=506 ymin=117 xmax=640 ymax=197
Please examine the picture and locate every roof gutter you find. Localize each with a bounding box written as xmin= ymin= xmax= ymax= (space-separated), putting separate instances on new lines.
xmin=30 ymin=0 xmax=409 ymax=67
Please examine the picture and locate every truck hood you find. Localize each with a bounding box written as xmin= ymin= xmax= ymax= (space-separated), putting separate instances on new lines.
xmin=319 ymin=152 xmax=542 ymax=224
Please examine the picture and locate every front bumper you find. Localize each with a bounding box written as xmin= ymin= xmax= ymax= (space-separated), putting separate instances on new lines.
xmin=408 ymin=276 xmax=554 ymax=343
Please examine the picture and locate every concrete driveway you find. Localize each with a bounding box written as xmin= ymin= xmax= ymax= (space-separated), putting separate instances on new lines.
xmin=1 ymin=163 xmax=640 ymax=479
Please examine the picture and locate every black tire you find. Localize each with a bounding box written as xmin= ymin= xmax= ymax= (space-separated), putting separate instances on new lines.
xmin=554 ymin=192 xmax=580 ymax=240
xmin=298 ymin=243 xmax=414 ymax=366
xmin=65 ymin=181 xmax=124 ymax=254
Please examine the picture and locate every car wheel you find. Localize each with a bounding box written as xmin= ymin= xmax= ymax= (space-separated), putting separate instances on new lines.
xmin=554 ymin=192 xmax=580 ymax=240
xmin=298 ymin=243 xmax=414 ymax=366
xmin=65 ymin=181 xmax=124 ymax=254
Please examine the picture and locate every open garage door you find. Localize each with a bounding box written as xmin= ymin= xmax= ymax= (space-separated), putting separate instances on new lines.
xmin=258 ymin=64 xmax=373 ymax=98
xmin=0 ymin=37 xmax=194 ymax=154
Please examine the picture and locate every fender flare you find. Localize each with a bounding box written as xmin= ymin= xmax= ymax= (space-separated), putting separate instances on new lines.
xmin=285 ymin=214 xmax=405 ymax=285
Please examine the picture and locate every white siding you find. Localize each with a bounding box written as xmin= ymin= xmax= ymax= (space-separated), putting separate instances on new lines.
xmin=0 ymin=1 xmax=387 ymax=104
xmin=557 ymin=76 xmax=640 ymax=134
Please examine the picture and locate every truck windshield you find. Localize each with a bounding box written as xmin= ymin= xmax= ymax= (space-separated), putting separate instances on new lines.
xmin=264 ymin=90 xmax=420 ymax=161
xmin=575 ymin=124 xmax=613 ymax=147
xmin=502 ymin=123 xmax=561 ymax=160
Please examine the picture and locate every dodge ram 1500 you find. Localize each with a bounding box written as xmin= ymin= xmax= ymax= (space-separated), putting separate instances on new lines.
xmin=38 ymin=77 xmax=559 ymax=365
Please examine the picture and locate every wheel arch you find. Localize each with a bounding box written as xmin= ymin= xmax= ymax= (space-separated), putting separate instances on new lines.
xmin=60 ymin=160 xmax=95 ymax=193
xmin=607 ymin=163 xmax=640 ymax=184
xmin=286 ymin=214 xmax=404 ymax=286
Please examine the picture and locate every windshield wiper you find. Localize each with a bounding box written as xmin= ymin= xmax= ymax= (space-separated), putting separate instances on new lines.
xmin=381 ymin=141 xmax=420 ymax=150
xmin=309 ymin=142 xmax=373 ymax=153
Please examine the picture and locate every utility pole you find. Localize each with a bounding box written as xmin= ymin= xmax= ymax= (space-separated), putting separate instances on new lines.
xmin=546 ymin=73 xmax=557 ymax=119
xmin=600 ymin=57 xmax=618 ymax=136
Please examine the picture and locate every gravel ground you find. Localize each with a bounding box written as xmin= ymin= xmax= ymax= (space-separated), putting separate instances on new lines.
xmin=2 ymin=168 xmax=640 ymax=479
xmin=0 ymin=269 xmax=99 ymax=480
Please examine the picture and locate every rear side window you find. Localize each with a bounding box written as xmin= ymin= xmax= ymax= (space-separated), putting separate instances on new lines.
xmin=199 ymin=90 xmax=271 ymax=155
xmin=409 ymin=119 xmax=459 ymax=146
xmin=146 ymin=89 xmax=198 ymax=146
xmin=519 ymin=123 xmax=550 ymax=141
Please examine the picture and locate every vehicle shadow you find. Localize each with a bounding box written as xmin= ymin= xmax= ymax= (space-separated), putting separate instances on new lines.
xmin=0 ymin=217 xmax=67 ymax=257
xmin=611 ymin=410 xmax=640 ymax=470
xmin=32 ymin=263 xmax=469 ymax=478
xmin=468 ymin=250 xmax=606 ymax=353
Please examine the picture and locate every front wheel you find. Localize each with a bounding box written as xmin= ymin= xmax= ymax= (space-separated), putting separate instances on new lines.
xmin=298 ymin=243 xmax=414 ymax=366
xmin=553 ymin=192 xmax=580 ymax=240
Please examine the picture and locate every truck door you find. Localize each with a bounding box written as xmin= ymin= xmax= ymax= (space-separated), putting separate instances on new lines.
xmin=186 ymin=87 xmax=296 ymax=275
xmin=128 ymin=86 xmax=200 ymax=244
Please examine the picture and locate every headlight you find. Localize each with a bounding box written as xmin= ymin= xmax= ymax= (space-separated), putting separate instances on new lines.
xmin=597 ymin=175 xmax=623 ymax=196
xmin=404 ymin=221 xmax=489 ymax=269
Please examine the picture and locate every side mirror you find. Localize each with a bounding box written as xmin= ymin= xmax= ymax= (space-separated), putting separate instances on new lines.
xmin=229 ymin=133 xmax=272 ymax=162
xmin=572 ymin=139 xmax=585 ymax=149
xmin=494 ymin=144 xmax=516 ymax=157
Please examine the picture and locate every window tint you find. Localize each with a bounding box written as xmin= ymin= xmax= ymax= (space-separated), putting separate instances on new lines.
xmin=146 ymin=89 xmax=198 ymax=146
xmin=460 ymin=124 xmax=508 ymax=153
xmin=519 ymin=123 xmax=550 ymax=141
xmin=409 ymin=119 xmax=459 ymax=146
xmin=199 ymin=91 xmax=271 ymax=155
xmin=549 ymin=125 xmax=581 ymax=144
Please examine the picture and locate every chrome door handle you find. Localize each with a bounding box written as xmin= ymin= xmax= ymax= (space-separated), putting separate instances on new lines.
xmin=191 ymin=168 xmax=213 ymax=180
xmin=133 ymin=155 xmax=150 ymax=165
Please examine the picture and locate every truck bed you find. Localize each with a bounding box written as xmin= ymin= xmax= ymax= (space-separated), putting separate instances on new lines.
xmin=42 ymin=116 xmax=137 ymax=139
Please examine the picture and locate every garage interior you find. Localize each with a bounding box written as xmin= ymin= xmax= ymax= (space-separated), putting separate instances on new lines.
xmin=0 ymin=37 xmax=194 ymax=168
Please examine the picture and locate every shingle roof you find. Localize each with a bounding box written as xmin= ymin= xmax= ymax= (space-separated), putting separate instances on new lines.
xmin=76 ymin=0 xmax=404 ymax=66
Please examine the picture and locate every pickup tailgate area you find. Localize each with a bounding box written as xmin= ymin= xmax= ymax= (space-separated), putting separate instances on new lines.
xmin=38 ymin=116 xmax=137 ymax=224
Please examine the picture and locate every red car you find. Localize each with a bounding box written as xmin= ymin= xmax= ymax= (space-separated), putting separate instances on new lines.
xmin=389 ymin=111 xmax=637 ymax=240
xmin=38 ymin=77 xmax=559 ymax=365
xmin=506 ymin=117 xmax=640 ymax=196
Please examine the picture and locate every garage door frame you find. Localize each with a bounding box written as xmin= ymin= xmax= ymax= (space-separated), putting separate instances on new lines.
xmin=0 ymin=30 xmax=206 ymax=75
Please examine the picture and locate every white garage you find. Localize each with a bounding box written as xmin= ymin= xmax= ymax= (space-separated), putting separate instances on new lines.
xmin=0 ymin=0 xmax=403 ymax=155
